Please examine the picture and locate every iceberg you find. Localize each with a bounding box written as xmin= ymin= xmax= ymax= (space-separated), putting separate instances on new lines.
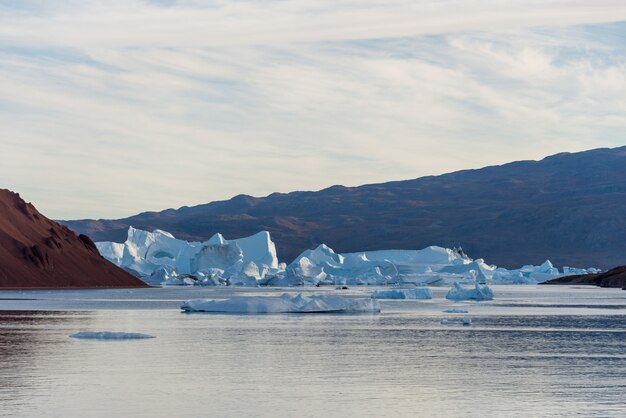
xmin=562 ymin=266 xmax=602 ymax=276
xmin=70 ymin=332 xmax=155 ymax=339
xmin=371 ymin=288 xmax=432 ymax=300
xmin=95 ymin=226 xmax=598 ymax=287
xmin=446 ymin=281 xmax=494 ymax=301
xmin=490 ymin=260 xmax=601 ymax=284
xmin=96 ymin=227 xmax=280 ymax=286
xmin=440 ymin=317 xmax=472 ymax=326
xmin=438 ymin=259 xmax=495 ymax=282
xmin=144 ymin=265 xmax=178 ymax=286
xmin=267 ymin=244 xmax=463 ymax=287
xmin=181 ymin=293 xmax=380 ymax=314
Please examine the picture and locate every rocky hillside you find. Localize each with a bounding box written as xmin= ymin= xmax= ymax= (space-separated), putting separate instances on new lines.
xmin=543 ymin=266 xmax=626 ymax=288
xmin=0 ymin=189 xmax=147 ymax=288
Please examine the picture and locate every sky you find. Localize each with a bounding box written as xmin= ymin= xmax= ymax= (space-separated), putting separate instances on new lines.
xmin=1 ymin=1 xmax=626 ymax=219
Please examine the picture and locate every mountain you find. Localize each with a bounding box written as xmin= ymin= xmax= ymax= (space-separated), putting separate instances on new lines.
xmin=543 ymin=265 xmax=626 ymax=288
xmin=62 ymin=146 xmax=626 ymax=269
xmin=0 ymin=189 xmax=147 ymax=288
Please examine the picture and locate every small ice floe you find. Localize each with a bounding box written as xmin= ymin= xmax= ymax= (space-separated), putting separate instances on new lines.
xmin=69 ymin=332 xmax=155 ymax=340
xmin=443 ymin=309 xmax=469 ymax=313
xmin=440 ymin=317 xmax=472 ymax=326
xmin=371 ymin=288 xmax=432 ymax=300
xmin=445 ymin=281 xmax=494 ymax=301
xmin=181 ymin=293 xmax=380 ymax=314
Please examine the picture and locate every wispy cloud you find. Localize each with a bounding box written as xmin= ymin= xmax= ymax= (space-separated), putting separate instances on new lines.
xmin=1 ymin=1 xmax=626 ymax=218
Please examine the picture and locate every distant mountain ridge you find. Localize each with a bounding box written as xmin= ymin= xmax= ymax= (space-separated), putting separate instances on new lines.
xmin=62 ymin=146 xmax=626 ymax=269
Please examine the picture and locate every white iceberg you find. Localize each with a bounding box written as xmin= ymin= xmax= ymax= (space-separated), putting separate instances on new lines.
xmin=438 ymin=259 xmax=495 ymax=282
xmin=145 ymin=265 xmax=178 ymax=286
xmin=267 ymin=244 xmax=465 ymax=287
xmin=96 ymin=227 xmax=280 ymax=286
xmin=70 ymin=332 xmax=155 ymax=339
xmin=371 ymin=288 xmax=432 ymax=300
xmin=490 ymin=260 xmax=601 ymax=284
xmin=95 ymin=227 xmax=598 ymax=288
xmin=181 ymin=293 xmax=380 ymax=314
xmin=563 ymin=266 xmax=601 ymax=276
xmin=441 ymin=317 xmax=472 ymax=326
xmin=446 ymin=281 xmax=494 ymax=301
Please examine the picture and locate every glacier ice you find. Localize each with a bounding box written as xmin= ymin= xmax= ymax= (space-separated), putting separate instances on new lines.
xmin=264 ymin=244 xmax=459 ymax=287
xmin=446 ymin=281 xmax=494 ymax=301
xmin=70 ymin=331 xmax=155 ymax=339
xmin=96 ymin=227 xmax=279 ymax=286
xmin=562 ymin=266 xmax=602 ymax=276
xmin=96 ymin=227 xmax=600 ymax=288
xmin=181 ymin=293 xmax=381 ymax=314
xmin=371 ymin=288 xmax=433 ymax=300
xmin=440 ymin=317 xmax=472 ymax=326
xmin=438 ymin=259 xmax=495 ymax=282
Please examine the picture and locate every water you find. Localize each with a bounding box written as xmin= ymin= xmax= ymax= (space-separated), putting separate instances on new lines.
xmin=0 ymin=285 xmax=625 ymax=417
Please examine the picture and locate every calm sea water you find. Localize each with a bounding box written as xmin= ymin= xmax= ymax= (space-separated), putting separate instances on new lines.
xmin=0 ymin=286 xmax=624 ymax=417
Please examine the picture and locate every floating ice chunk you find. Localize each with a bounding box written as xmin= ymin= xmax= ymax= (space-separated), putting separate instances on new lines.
xmin=191 ymin=242 xmax=243 ymax=272
xmin=437 ymin=260 xmax=495 ymax=281
xmin=358 ymin=246 xmax=464 ymax=265
xmin=145 ymin=265 xmax=178 ymax=286
xmin=96 ymin=241 xmax=125 ymax=265
xmin=443 ymin=309 xmax=469 ymax=313
xmin=70 ymin=332 xmax=155 ymax=339
xmin=230 ymin=231 xmax=279 ymax=270
xmin=491 ymin=271 xmax=539 ymax=284
xmin=181 ymin=293 xmax=380 ymax=314
xmin=562 ymin=266 xmax=602 ymax=275
xmin=446 ymin=281 xmax=494 ymax=301
xmin=296 ymin=244 xmax=344 ymax=265
xmin=96 ymin=227 xmax=280 ymax=281
xmin=206 ymin=232 xmax=226 ymax=245
xmin=440 ymin=317 xmax=471 ymax=326
xmin=275 ymin=244 xmax=399 ymax=287
xmin=371 ymin=288 xmax=432 ymax=299
xmin=227 ymin=275 xmax=260 ymax=287
xmin=97 ymin=227 xmax=599 ymax=287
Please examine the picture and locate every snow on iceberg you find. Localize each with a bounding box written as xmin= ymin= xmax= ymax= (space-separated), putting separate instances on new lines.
xmin=491 ymin=260 xmax=600 ymax=284
xmin=438 ymin=259 xmax=496 ymax=282
xmin=563 ymin=266 xmax=601 ymax=276
xmin=95 ymin=227 xmax=599 ymax=288
xmin=70 ymin=332 xmax=155 ymax=339
xmin=446 ymin=281 xmax=494 ymax=301
xmin=371 ymin=288 xmax=432 ymax=300
xmin=96 ymin=227 xmax=280 ymax=286
xmin=266 ymin=244 xmax=457 ymax=287
xmin=181 ymin=293 xmax=380 ymax=314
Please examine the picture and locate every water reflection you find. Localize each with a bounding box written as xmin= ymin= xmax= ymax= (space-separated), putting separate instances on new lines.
xmin=0 ymin=310 xmax=624 ymax=417
xmin=0 ymin=311 xmax=92 ymax=412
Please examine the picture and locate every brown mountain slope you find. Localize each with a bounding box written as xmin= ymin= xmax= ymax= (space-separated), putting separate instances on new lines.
xmin=0 ymin=189 xmax=147 ymax=288
xmin=543 ymin=266 xmax=626 ymax=288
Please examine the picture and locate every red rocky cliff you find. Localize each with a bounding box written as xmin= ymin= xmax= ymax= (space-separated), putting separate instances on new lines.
xmin=0 ymin=189 xmax=147 ymax=288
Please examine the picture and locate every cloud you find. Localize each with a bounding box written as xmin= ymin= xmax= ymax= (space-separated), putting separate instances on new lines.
xmin=1 ymin=1 xmax=626 ymax=218
xmin=3 ymin=1 xmax=626 ymax=47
